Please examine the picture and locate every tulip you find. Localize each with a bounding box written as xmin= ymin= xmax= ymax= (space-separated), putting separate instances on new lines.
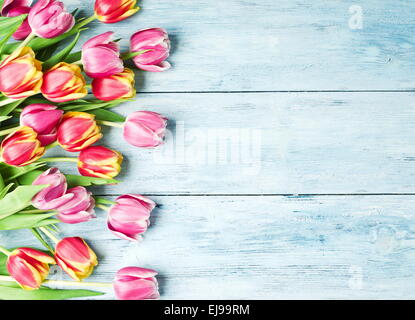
xmin=20 ymin=104 xmax=63 ymax=146
xmin=0 ymin=126 xmax=45 ymax=167
xmin=1 ymin=0 xmax=33 ymax=40
xmin=108 ymin=194 xmax=156 ymax=241
xmin=130 ymin=28 xmax=171 ymax=72
xmin=55 ymin=237 xmax=98 ymax=281
xmin=92 ymin=68 xmax=136 ymax=101
xmin=113 ymin=267 xmax=159 ymax=300
xmin=55 ymin=186 xmax=95 ymax=224
xmin=123 ymin=111 xmax=167 ymax=148
xmin=41 ymin=62 xmax=88 ymax=103
xmin=94 ymin=0 xmax=139 ymax=24
xmin=57 ymin=112 xmax=102 ymax=152
xmin=78 ymin=146 xmax=123 ymax=179
xmin=32 ymin=168 xmax=72 ymax=210
xmin=82 ymin=32 xmax=124 ymax=79
xmin=7 ymin=247 xmax=55 ymax=290
xmin=28 ymin=0 xmax=74 ymax=39
xmin=0 ymin=47 xmax=42 ymax=99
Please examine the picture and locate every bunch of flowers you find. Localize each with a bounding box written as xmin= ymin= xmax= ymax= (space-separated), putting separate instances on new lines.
xmin=0 ymin=0 xmax=171 ymax=300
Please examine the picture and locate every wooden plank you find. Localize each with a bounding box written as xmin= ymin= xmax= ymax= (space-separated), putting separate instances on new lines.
xmin=67 ymin=0 xmax=415 ymax=91
xmin=47 ymin=92 xmax=415 ymax=194
xmin=3 ymin=195 xmax=415 ymax=299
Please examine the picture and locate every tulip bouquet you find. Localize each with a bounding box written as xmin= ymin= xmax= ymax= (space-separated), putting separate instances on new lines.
xmin=0 ymin=0 xmax=170 ymax=300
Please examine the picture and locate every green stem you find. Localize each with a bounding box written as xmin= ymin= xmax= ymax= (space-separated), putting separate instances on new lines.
xmin=96 ymin=204 xmax=110 ymax=211
xmin=121 ymin=49 xmax=151 ymax=60
xmin=97 ymin=120 xmax=124 ymax=128
xmin=0 ymin=275 xmax=112 ymax=288
xmin=20 ymin=209 xmax=51 ymax=214
xmin=15 ymin=32 xmax=36 ymax=52
xmin=0 ymin=246 xmax=11 ymax=256
xmin=0 ymin=126 xmax=19 ymax=137
xmin=39 ymin=227 xmax=60 ymax=244
xmin=31 ymin=228 xmax=54 ymax=254
xmin=72 ymin=60 xmax=83 ymax=65
xmin=42 ymin=157 xmax=78 ymax=163
xmin=77 ymin=14 xmax=97 ymax=29
xmin=44 ymin=141 xmax=59 ymax=151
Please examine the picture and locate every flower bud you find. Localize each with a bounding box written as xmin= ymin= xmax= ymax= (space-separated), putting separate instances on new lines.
xmin=130 ymin=28 xmax=171 ymax=72
xmin=41 ymin=62 xmax=87 ymax=103
xmin=32 ymin=168 xmax=72 ymax=210
xmin=123 ymin=111 xmax=167 ymax=148
xmin=0 ymin=47 xmax=43 ymax=99
xmin=1 ymin=1 xmax=33 ymax=40
xmin=7 ymin=247 xmax=55 ymax=290
xmin=94 ymin=0 xmax=139 ymax=24
xmin=28 ymin=0 xmax=74 ymax=39
xmin=55 ymin=186 xmax=95 ymax=224
xmin=113 ymin=267 xmax=159 ymax=300
xmin=78 ymin=146 xmax=123 ymax=179
xmin=55 ymin=237 xmax=98 ymax=281
xmin=92 ymin=68 xmax=136 ymax=101
xmin=20 ymin=104 xmax=63 ymax=146
xmin=82 ymin=32 xmax=124 ymax=79
xmin=57 ymin=112 xmax=102 ymax=152
xmin=1 ymin=126 xmax=45 ymax=167
xmin=108 ymin=194 xmax=156 ymax=241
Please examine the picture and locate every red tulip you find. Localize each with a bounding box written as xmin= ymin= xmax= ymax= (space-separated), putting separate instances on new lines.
xmin=57 ymin=112 xmax=102 ymax=152
xmin=1 ymin=126 xmax=45 ymax=167
xmin=7 ymin=247 xmax=55 ymax=290
xmin=78 ymin=146 xmax=123 ymax=179
xmin=92 ymin=68 xmax=136 ymax=101
xmin=94 ymin=0 xmax=139 ymax=24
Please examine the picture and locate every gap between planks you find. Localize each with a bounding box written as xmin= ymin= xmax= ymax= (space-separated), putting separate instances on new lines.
xmin=94 ymin=193 xmax=415 ymax=197
xmin=133 ymin=90 xmax=415 ymax=94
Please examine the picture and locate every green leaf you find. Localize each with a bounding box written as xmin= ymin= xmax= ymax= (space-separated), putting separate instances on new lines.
xmin=0 ymin=213 xmax=57 ymax=230
xmin=64 ymin=51 xmax=81 ymax=64
xmin=0 ymin=285 xmax=104 ymax=300
xmin=0 ymin=15 xmax=27 ymax=57
xmin=0 ymin=98 xmax=25 ymax=116
xmin=66 ymin=175 xmax=120 ymax=188
xmin=17 ymin=169 xmax=44 ymax=185
xmin=0 ymin=183 xmax=14 ymax=200
xmin=0 ymin=185 xmax=47 ymax=220
xmin=95 ymin=197 xmax=116 ymax=206
xmin=1 ymin=162 xmax=46 ymax=182
xmin=42 ymin=32 xmax=81 ymax=70
xmin=90 ymin=109 xmax=126 ymax=122
xmin=0 ymin=172 xmax=4 ymax=191
xmin=0 ymin=116 xmax=11 ymax=123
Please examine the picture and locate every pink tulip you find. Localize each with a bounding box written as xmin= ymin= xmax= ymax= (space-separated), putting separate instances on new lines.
xmin=82 ymin=32 xmax=124 ymax=79
xmin=113 ymin=267 xmax=159 ymax=300
xmin=55 ymin=186 xmax=95 ymax=224
xmin=32 ymin=168 xmax=72 ymax=210
xmin=123 ymin=111 xmax=167 ymax=148
xmin=108 ymin=194 xmax=156 ymax=241
xmin=28 ymin=0 xmax=74 ymax=39
xmin=20 ymin=104 xmax=63 ymax=146
xmin=1 ymin=0 xmax=33 ymax=40
xmin=130 ymin=28 xmax=171 ymax=72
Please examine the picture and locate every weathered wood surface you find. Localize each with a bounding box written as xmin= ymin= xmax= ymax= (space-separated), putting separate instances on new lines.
xmin=3 ymin=195 xmax=415 ymax=299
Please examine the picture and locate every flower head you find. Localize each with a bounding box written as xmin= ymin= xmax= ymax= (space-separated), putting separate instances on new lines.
xmin=78 ymin=146 xmax=123 ymax=179
xmin=113 ymin=267 xmax=159 ymax=300
xmin=94 ymin=0 xmax=139 ymax=24
xmin=92 ymin=68 xmax=136 ymax=101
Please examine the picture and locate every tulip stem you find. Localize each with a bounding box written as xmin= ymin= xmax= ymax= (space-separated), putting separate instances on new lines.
xmin=45 ymin=141 xmax=59 ymax=151
xmin=15 ymin=32 xmax=36 ymax=52
xmin=97 ymin=120 xmax=124 ymax=128
xmin=0 ymin=276 xmax=112 ymax=288
xmin=96 ymin=204 xmax=110 ymax=211
xmin=121 ymin=50 xmax=151 ymax=61
xmin=0 ymin=126 xmax=19 ymax=137
xmin=41 ymin=157 xmax=78 ymax=163
xmin=39 ymin=227 xmax=60 ymax=244
xmin=72 ymin=60 xmax=83 ymax=65
xmin=0 ymin=246 xmax=11 ymax=256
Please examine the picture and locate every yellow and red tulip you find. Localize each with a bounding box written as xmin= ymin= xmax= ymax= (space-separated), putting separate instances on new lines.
xmin=94 ymin=0 xmax=139 ymax=24
xmin=78 ymin=146 xmax=123 ymax=179
xmin=0 ymin=47 xmax=43 ymax=99
xmin=1 ymin=126 xmax=45 ymax=167
xmin=7 ymin=247 xmax=55 ymax=290
xmin=55 ymin=237 xmax=98 ymax=281
xmin=92 ymin=68 xmax=136 ymax=101
xmin=57 ymin=112 xmax=102 ymax=152
xmin=41 ymin=62 xmax=88 ymax=103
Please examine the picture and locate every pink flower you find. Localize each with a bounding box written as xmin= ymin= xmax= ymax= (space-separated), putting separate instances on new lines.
xmin=28 ymin=0 xmax=74 ymax=39
xmin=113 ymin=267 xmax=159 ymax=300
xmin=32 ymin=168 xmax=72 ymax=210
xmin=123 ymin=111 xmax=167 ymax=148
xmin=108 ymin=194 xmax=156 ymax=241
xmin=55 ymin=186 xmax=95 ymax=224
xmin=82 ymin=32 xmax=124 ymax=79
xmin=1 ymin=0 xmax=33 ymax=40
xmin=130 ymin=28 xmax=171 ymax=72
xmin=20 ymin=104 xmax=63 ymax=146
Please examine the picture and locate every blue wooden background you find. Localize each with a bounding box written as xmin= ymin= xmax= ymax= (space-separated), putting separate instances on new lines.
xmin=3 ymin=0 xmax=415 ymax=299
